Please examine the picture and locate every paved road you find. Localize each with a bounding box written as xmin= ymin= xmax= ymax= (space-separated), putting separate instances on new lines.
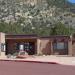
xmin=0 ymin=61 xmax=75 ymax=75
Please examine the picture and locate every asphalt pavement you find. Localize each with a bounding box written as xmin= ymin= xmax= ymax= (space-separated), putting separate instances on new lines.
xmin=0 ymin=61 xmax=75 ymax=75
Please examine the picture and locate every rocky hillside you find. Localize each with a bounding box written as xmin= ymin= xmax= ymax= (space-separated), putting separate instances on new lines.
xmin=0 ymin=0 xmax=75 ymax=36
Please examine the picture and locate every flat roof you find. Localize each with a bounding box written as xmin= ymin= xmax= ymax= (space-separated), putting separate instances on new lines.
xmin=5 ymin=34 xmax=70 ymax=40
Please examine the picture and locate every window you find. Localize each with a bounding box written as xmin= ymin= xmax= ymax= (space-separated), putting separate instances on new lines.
xmin=1 ymin=43 xmax=6 ymax=52
xmin=19 ymin=44 xmax=24 ymax=51
xmin=53 ymin=42 xmax=68 ymax=50
xmin=57 ymin=43 xmax=64 ymax=49
xmin=24 ymin=43 xmax=30 ymax=51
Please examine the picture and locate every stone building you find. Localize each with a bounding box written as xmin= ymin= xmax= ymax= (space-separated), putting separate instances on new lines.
xmin=0 ymin=32 xmax=75 ymax=56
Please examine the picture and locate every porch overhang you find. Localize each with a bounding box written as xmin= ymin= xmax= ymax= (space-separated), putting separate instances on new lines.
xmin=5 ymin=34 xmax=38 ymax=40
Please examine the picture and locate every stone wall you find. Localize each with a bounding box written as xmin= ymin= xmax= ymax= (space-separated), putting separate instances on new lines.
xmin=37 ymin=38 xmax=51 ymax=55
xmin=0 ymin=32 xmax=5 ymax=56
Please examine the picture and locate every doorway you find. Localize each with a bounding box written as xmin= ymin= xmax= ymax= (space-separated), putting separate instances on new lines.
xmin=19 ymin=42 xmax=35 ymax=55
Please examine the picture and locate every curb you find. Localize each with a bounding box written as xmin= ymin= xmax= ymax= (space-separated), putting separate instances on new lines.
xmin=0 ymin=59 xmax=59 ymax=64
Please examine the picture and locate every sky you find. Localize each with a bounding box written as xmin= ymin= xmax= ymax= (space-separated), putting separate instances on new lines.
xmin=68 ymin=0 xmax=75 ymax=3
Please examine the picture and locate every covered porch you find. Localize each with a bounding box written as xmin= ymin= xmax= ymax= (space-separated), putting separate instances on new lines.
xmin=5 ymin=34 xmax=37 ymax=55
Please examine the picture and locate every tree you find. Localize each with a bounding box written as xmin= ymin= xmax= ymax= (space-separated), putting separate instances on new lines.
xmin=50 ymin=22 xmax=74 ymax=35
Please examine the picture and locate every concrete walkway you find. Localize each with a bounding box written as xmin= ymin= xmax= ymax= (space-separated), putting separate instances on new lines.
xmin=0 ymin=55 xmax=75 ymax=66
